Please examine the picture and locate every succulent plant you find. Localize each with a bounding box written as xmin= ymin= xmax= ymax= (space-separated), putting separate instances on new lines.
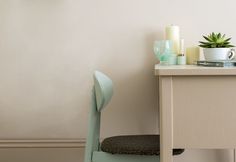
xmin=199 ymin=32 xmax=234 ymax=48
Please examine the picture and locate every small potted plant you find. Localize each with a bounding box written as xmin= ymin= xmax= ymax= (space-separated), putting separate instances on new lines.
xmin=199 ymin=32 xmax=235 ymax=61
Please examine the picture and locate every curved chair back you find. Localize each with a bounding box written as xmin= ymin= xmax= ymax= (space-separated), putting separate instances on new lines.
xmin=84 ymin=71 xmax=113 ymax=162
xmin=94 ymin=71 xmax=113 ymax=112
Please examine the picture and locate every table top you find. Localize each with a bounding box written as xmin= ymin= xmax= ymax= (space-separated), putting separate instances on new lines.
xmin=155 ymin=64 xmax=236 ymax=76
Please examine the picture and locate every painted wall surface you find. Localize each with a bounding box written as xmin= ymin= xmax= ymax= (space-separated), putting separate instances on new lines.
xmin=0 ymin=0 xmax=235 ymax=161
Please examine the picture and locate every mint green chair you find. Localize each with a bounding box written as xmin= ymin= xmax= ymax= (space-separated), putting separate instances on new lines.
xmin=84 ymin=71 xmax=184 ymax=162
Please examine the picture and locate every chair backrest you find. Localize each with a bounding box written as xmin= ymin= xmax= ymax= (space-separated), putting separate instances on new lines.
xmin=93 ymin=71 xmax=113 ymax=112
xmin=84 ymin=71 xmax=113 ymax=162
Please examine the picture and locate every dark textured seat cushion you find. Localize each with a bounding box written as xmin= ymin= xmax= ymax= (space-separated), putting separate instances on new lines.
xmin=101 ymin=135 xmax=184 ymax=155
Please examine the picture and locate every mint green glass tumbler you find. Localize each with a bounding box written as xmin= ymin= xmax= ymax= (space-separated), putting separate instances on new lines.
xmin=153 ymin=40 xmax=176 ymax=65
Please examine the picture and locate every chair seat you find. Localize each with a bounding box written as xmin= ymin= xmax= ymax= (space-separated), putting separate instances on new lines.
xmin=101 ymin=135 xmax=184 ymax=156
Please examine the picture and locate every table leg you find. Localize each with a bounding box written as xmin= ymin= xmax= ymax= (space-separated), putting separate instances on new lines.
xmin=159 ymin=76 xmax=173 ymax=162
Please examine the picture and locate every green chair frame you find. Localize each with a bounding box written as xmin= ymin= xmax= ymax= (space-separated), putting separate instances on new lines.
xmin=84 ymin=71 xmax=160 ymax=162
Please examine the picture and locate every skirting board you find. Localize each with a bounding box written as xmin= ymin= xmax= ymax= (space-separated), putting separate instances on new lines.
xmin=0 ymin=139 xmax=86 ymax=148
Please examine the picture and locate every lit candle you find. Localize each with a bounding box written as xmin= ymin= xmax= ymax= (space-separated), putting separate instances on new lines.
xmin=186 ymin=46 xmax=200 ymax=64
xmin=165 ymin=25 xmax=180 ymax=54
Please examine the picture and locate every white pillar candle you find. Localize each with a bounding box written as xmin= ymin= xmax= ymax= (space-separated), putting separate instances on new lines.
xmin=186 ymin=46 xmax=200 ymax=64
xmin=165 ymin=25 xmax=180 ymax=54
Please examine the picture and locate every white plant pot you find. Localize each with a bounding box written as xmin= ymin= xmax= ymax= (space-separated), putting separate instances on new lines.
xmin=203 ymin=48 xmax=235 ymax=61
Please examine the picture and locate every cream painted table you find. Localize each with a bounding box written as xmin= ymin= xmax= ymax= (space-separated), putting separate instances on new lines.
xmin=155 ymin=64 xmax=236 ymax=162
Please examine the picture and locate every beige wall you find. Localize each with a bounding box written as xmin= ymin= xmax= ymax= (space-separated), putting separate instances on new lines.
xmin=0 ymin=0 xmax=235 ymax=161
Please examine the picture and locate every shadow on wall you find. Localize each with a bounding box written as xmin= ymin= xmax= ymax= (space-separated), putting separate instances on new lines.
xmin=174 ymin=149 xmax=234 ymax=162
xmin=214 ymin=149 xmax=234 ymax=162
